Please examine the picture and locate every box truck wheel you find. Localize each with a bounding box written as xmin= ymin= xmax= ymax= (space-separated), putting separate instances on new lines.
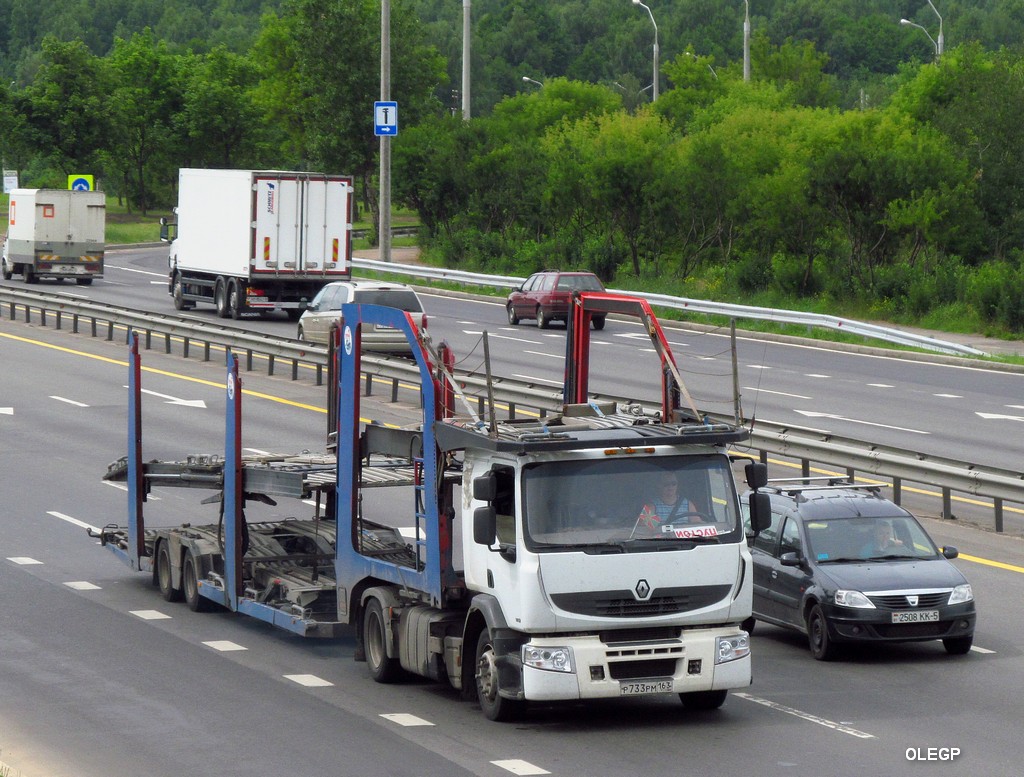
xmin=1 ymin=256 xmax=12 ymax=280
xmin=215 ymin=278 xmax=230 ymax=318
xmin=228 ymin=279 xmax=243 ymax=319
xmin=76 ymin=277 xmax=93 ymax=286
xmin=475 ymin=630 xmax=525 ymax=722
xmin=679 ymin=689 xmax=728 ymax=711
xmin=23 ymin=264 xmax=38 ymax=284
xmin=171 ymin=275 xmax=193 ymax=310
xmin=156 ymin=541 xmax=183 ymax=603
xmin=363 ymin=598 xmax=402 ymax=683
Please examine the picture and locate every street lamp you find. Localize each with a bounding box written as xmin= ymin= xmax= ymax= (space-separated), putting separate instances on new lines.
xmin=462 ymin=0 xmax=471 ymax=119
xmin=901 ymin=2 xmax=944 ymax=59
xmin=631 ymin=0 xmax=658 ymax=102
xmin=685 ymin=51 xmax=718 ymax=79
xmin=521 ymin=76 xmax=543 ymax=88
xmin=743 ymin=1 xmax=751 ymax=82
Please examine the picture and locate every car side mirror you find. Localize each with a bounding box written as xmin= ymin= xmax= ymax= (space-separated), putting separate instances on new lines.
xmin=942 ymin=546 xmax=959 ymax=559
xmin=779 ymin=551 xmax=803 ymax=567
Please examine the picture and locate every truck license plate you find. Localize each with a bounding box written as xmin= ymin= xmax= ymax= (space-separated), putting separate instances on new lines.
xmin=891 ymin=610 xmax=939 ymax=624
xmin=619 ymin=679 xmax=673 ymax=696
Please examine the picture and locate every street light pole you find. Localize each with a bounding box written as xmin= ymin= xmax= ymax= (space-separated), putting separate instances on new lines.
xmin=521 ymin=76 xmax=543 ymax=87
xmin=631 ymin=0 xmax=658 ymax=102
xmin=743 ymin=0 xmax=751 ymax=83
xmin=462 ymin=0 xmax=471 ymax=119
xmin=900 ymin=18 xmax=939 ymax=60
xmin=926 ymin=0 xmax=944 ymax=56
xmin=379 ymin=0 xmax=392 ymax=263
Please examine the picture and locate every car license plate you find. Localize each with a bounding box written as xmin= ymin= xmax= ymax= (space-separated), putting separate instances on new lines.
xmin=619 ymin=679 xmax=673 ymax=696
xmin=892 ymin=610 xmax=939 ymax=624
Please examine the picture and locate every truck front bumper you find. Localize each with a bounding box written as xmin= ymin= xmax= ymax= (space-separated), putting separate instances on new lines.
xmin=520 ymin=629 xmax=751 ymax=702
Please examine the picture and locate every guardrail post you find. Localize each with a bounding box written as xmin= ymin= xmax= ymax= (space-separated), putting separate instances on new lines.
xmin=164 ymin=332 xmax=171 ymax=354
xmin=40 ymin=308 xmax=47 ymax=327
xmin=72 ymin=313 xmax=79 ymax=333
xmin=246 ymin=350 xmax=253 ymax=372
xmin=291 ymin=358 xmax=299 ymax=381
xmin=390 ymin=378 xmax=399 ymax=403
xmin=892 ymin=477 xmax=902 ymax=505
xmin=267 ymin=354 xmax=275 ymax=376
xmin=846 ymin=467 xmax=855 ymax=482
xmin=508 ymin=402 xmax=516 ymax=420
xmin=203 ymin=341 xmax=211 ymax=361
xmin=364 ymin=374 xmax=374 ymax=396
xmin=55 ymin=310 xmax=62 ymax=330
xmin=942 ymin=487 xmax=953 ymax=520
xmin=315 ymin=364 xmax=323 ymax=386
xmin=183 ymin=337 xmax=190 ymax=359
xmin=994 ymin=497 xmax=1004 ymax=533
xmin=106 ymin=320 xmax=114 ymax=341
xmin=144 ymin=330 xmax=152 ymax=350
xmin=802 ymin=459 xmax=810 ymax=479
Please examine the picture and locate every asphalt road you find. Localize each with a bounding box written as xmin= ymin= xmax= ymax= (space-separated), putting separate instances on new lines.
xmin=2 ymin=318 xmax=1023 ymax=776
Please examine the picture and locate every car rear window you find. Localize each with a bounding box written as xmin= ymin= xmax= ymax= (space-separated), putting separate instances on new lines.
xmin=353 ymin=289 xmax=423 ymax=312
xmin=557 ymin=275 xmax=604 ymax=291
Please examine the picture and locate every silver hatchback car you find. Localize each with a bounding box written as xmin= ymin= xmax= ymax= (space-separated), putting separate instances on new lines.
xmin=296 ymin=280 xmax=426 ymax=352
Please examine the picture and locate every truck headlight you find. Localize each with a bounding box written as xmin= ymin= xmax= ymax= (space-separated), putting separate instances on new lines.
xmin=522 ymin=645 xmax=574 ymax=673
xmin=716 ymin=634 xmax=750 ymax=664
xmin=834 ymin=589 xmax=874 ymax=609
xmin=948 ymin=584 xmax=973 ymax=604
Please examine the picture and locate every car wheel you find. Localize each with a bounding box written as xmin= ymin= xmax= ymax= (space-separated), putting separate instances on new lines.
xmin=679 ymin=690 xmax=728 ymax=711
xmin=363 ymin=598 xmax=402 ymax=682
xmin=592 ymin=315 xmax=606 ymax=331
xmin=806 ymin=604 xmax=838 ymax=661
xmin=942 ymin=635 xmax=973 ymax=655
xmin=537 ymin=308 xmax=550 ymax=329
xmin=475 ymin=629 xmax=525 ymax=722
xmin=296 ymin=325 xmax=306 ymax=341
xmin=507 ymin=305 xmax=519 ymax=325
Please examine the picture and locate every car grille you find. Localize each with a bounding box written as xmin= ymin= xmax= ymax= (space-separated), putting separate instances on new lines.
xmin=868 ymin=592 xmax=949 ymax=609
xmin=549 ymin=584 xmax=731 ymax=618
xmin=873 ymin=622 xmax=950 ymax=638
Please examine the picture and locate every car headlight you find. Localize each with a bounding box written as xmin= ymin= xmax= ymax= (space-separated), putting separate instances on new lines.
xmin=716 ymin=634 xmax=750 ymax=664
xmin=522 ymin=645 xmax=574 ymax=673
xmin=948 ymin=584 xmax=974 ymax=605
xmin=834 ymin=589 xmax=875 ymax=609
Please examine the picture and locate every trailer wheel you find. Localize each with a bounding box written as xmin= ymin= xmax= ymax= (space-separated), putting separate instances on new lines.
xmin=182 ymin=551 xmax=213 ymax=612
xmin=475 ymin=630 xmax=525 ymax=722
xmin=363 ymin=599 xmax=401 ymax=683
xmin=156 ymin=542 xmax=183 ymax=602
xmin=214 ymin=279 xmax=229 ymax=318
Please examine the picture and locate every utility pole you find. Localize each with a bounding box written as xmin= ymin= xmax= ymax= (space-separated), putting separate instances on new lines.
xmin=379 ymin=0 xmax=392 ymax=262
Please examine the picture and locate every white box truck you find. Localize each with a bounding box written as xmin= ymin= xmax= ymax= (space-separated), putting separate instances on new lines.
xmin=1 ymin=188 xmax=105 ymax=285
xmin=164 ymin=169 xmax=353 ymax=319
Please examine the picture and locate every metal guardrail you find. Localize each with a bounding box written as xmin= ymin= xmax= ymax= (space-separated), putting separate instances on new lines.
xmin=352 ymin=258 xmax=990 ymax=357
xmin=2 ymin=285 xmax=1020 ymax=532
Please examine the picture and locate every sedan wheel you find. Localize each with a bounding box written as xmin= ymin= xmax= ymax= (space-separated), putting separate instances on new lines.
xmin=807 ymin=604 xmax=838 ymax=661
xmin=507 ymin=305 xmax=519 ymax=325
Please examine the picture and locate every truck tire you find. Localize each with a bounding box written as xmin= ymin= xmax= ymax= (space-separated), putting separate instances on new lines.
xmin=363 ymin=598 xmax=402 ymax=683
xmin=2 ymin=257 xmax=12 ymax=280
xmin=475 ymin=629 xmax=525 ymax=722
xmin=214 ymin=279 xmax=230 ymax=318
xmin=228 ymin=279 xmax=243 ymax=320
xmin=182 ymin=551 xmax=213 ymax=612
xmin=171 ymin=275 xmax=192 ymax=310
xmin=76 ymin=277 xmax=93 ymax=286
xmin=23 ymin=265 xmax=37 ymax=284
xmin=679 ymin=689 xmax=728 ymax=711
xmin=157 ymin=541 xmax=183 ymax=602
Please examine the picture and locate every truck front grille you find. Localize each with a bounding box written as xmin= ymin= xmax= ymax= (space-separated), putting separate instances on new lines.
xmin=550 ymin=584 xmax=731 ymax=618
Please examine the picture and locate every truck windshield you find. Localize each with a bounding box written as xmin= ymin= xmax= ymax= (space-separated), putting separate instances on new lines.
xmin=521 ymin=454 xmax=741 ymax=551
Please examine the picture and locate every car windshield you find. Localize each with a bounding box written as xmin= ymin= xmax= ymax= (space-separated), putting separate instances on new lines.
xmin=522 ymin=454 xmax=741 ymax=551
xmin=353 ymin=289 xmax=422 ymax=312
xmin=805 ymin=515 xmax=940 ymax=562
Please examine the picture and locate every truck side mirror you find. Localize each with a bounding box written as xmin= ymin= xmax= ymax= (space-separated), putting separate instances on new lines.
xmin=159 ymin=218 xmax=169 ymax=242
xmin=745 ymin=461 xmax=768 ymax=489
xmin=473 ymin=506 xmax=497 ymax=546
xmin=748 ymin=492 xmax=771 ymax=536
xmin=473 ymin=472 xmax=496 ymax=502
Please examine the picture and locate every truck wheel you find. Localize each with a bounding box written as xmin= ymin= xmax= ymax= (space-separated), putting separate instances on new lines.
xmin=23 ymin=265 xmax=37 ymax=284
xmin=475 ymin=630 xmax=525 ymax=722
xmin=182 ymin=551 xmax=213 ymax=612
xmin=507 ymin=305 xmax=519 ymax=325
xmin=228 ymin=280 xmax=243 ymax=320
xmin=363 ymin=598 xmax=402 ymax=683
xmin=679 ymin=690 xmax=728 ymax=711
xmin=2 ymin=257 xmax=12 ymax=280
xmin=214 ymin=279 xmax=229 ymax=318
xmin=537 ymin=308 xmax=550 ymax=329
xmin=156 ymin=542 xmax=183 ymax=602
xmin=172 ymin=275 xmax=192 ymax=310
xmin=76 ymin=277 xmax=93 ymax=286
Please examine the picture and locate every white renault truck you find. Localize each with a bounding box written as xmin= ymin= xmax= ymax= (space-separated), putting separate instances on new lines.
xmin=96 ymin=291 xmax=769 ymax=721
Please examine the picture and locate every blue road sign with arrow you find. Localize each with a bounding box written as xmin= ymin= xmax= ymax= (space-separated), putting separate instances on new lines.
xmin=374 ymin=101 xmax=398 ymax=136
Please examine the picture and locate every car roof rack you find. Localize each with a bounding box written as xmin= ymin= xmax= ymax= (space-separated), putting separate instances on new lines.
xmin=765 ymin=478 xmax=887 ymax=496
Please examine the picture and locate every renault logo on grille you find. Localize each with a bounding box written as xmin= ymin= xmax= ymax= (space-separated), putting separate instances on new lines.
xmin=907 ymin=595 xmax=919 ymax=607
xmin=634 ymin=579 xmax=651 ymax=600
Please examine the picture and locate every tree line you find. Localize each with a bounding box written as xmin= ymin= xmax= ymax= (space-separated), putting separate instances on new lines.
xmin=1 ymin=1 xmax=1024 ymax=332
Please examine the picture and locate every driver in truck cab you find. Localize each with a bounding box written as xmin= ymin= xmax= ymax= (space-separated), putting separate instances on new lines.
xmin=636 ymin=473 xmax=706 ymax=533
